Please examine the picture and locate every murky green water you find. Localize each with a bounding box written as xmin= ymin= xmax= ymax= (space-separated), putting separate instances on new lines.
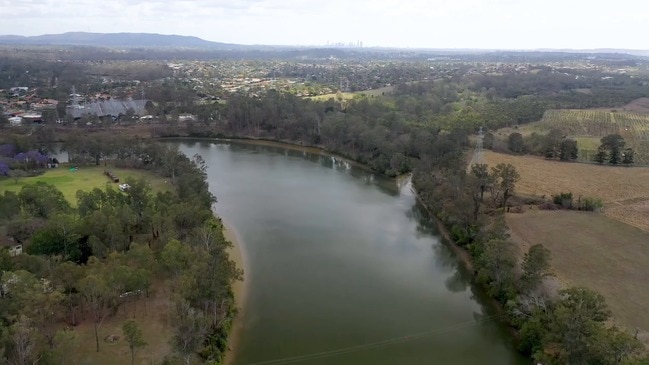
xmin=176 ymin=140 xmax=527 ymax=365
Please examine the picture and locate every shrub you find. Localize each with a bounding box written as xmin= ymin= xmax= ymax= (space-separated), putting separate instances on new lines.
xmin=552 ymin=192 xmax=573 ymax=209
xmin=579 ymin=196 xmax=603 ymax=212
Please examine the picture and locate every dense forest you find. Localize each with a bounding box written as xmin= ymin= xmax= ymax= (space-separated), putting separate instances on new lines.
xmin=0 ymin=136 xmax=240 ymax=364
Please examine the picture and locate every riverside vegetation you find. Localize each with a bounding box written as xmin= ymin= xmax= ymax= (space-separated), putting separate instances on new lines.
xmin=0 ymin=136 xmax=241 ymax=364
xmin=3 ymin=54 xmax=649 ymax=364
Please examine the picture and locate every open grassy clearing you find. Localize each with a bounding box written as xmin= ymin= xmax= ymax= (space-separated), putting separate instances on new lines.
xmin=307 ymin=91 xmax=356 ymax=101
xmin=355 ymin=85 xmax=394 ymax=97
xmin=306 ymin=85 xmax=394 ymax=101
xmin=70 ymin=280 xmax=173 ymax=365
xmin=0 ymin=165 xmax=170 ymax=205
xmin=485 ymin=151 xmax=649 ymax=231
xmin=507 ymin=210 xmax=649 ymax=339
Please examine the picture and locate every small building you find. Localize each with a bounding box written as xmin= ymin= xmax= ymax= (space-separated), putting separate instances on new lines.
xmin=9 ymin=87 xmax=28 ymax=93
xmin=9 ymin=245 xmax=22 ymax=257
xmin=178 ymin=114 xmax=196 ymax=122
xmin=22 ymin=113 xmax=43 ymax=123
xmin=67 ymin=98 xmax=150 ymax=120
xmin=8 ymin=116 xmax=22 ymax=126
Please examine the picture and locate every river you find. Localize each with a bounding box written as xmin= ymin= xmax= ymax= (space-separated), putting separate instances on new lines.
xmin=174 ymin=140 xmax=527 ymax=365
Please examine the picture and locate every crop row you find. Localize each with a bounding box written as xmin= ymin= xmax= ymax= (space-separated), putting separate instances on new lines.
xmin=539 ymin=110 xmax=649 ymax=165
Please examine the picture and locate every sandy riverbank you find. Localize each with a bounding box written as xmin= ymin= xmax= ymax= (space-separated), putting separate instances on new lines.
xmin=223 ymin=221 xmax=248 ymax=365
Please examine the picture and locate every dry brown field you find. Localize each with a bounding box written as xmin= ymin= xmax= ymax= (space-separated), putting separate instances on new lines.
xmin=507 ymin=210 xmax=649 ymax=337
xmin=484 ymin=150 xmax=649 ymax=231
xmin=483 ymin=149 xmax=649 ymax=339
xmin=597 ymin=97 xmax=649 ymax=114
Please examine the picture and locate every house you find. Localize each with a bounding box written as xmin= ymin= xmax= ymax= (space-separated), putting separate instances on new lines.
xmin=8 ymin=116 xmax=22 ymax=126
xmin=67 ymin=98 xmax=150 ymax=120
xmin=9 ymin=87 xmax=28 ymax=94
xmin=9 ymin=245 xmax=22 ymax=257
xmin=22 ymin=113 xmax=43 ymax=123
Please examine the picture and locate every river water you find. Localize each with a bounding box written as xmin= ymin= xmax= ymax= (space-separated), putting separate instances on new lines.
xmin=175 ymin=140 xmax=526 ymax=365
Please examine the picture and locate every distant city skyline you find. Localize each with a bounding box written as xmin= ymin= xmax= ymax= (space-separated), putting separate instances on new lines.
xmin=1 ymin=0 xmax=647 ymax=50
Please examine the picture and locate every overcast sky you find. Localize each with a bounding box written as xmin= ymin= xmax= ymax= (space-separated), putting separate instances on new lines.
xmin=1 ymin=0 xmax=647 ymax=49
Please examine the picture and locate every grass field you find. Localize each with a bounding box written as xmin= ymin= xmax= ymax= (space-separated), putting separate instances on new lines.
xmin=307 ymin=85 xmax=394 ymax=101
xmin=507 ymin=210 xmax=649 ymax=339
xmin=484 ymin=150 xmax=649 ymax=231
xmin=307 ymin=91 xmax=356 ymax=101
xmin=0 ymin=165 xmax=170 ymax=205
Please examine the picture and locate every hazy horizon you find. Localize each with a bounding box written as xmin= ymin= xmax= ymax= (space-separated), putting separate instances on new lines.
xmin=1 ymin=0 xmax=647 ymax=50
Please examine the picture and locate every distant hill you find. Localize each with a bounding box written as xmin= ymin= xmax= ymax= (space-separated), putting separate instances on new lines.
xmin=1 ymin=32 xmax=647 ymax=59
xmin=0 ymin=32 xmax=241 ymax=49
xmin=533 ymin=48 xmax=649 ymax=57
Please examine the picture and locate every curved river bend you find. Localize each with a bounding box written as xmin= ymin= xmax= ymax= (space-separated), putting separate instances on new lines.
xmin=175 ymin=140 xmax=526 ymax=365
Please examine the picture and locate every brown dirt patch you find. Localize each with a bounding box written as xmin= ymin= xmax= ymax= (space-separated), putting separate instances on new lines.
xmin=507 ymin=210 xmax=649 ymax=334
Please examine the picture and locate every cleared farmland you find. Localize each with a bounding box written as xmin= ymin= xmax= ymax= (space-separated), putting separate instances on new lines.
xmin=485 ymin=150 xmax=649 ymax=232
xmin=519 ymin=109 xmax=649 ymax=164
xmin=507 ymin=210 xmax=649 ymax=337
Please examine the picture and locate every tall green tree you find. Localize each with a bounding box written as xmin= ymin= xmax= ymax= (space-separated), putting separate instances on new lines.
xmin=508 ymin=132 xmax=525 ymax=154
xmin=0 ymin=191 xmax=20 ymax=221
xmin=45 ymin=329 xmax=77 ymax=365
xmin=594 ymin=146 xmax=608 ymax=164
xmin=541 ymin=287 xmax=611 ymax=365
xmin=53 ymin=261 xmax=85 ymax=325
xmin=160 ymin=239 xmax=195 ymax=278
xmin=542 ymin=129 xmax=565 ymax=159
xmin=18 ymin=182 xmax=70 ymax=218
xmin=594 ymin=326 xmax=643 ymax=364
xmin=599 ymin=134 xmax=626 ymax=165
xmin=491 ymin=163 xmax=520 ymax=211
xmin=122 ymin=320 xmax=147 ymax=365
xmin=476 ymin=239 xmax=517 ymax=301
xmin=171 ymin=299 xmax=210 ymax=365
xmin=470 ymin=163 xmax=492 ymax=202
xmin=9 ymin=315 xmax=41 ymax=365
xmin=622 ymin=148 xmax=635 ymax=165
xmin=558 ymin=139 xmax=578 ymax=161
xmin=79 ymin=260 xmax=114 ymax=353
xmin=520 ymin=244 xmax=552 ymax=294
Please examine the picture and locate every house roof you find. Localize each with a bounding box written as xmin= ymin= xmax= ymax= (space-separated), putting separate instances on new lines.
xmin=67 ymin=99 xmax=149 ymax=119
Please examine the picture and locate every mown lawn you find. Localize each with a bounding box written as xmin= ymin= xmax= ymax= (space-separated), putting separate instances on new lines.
xmin=0 ymin=165 xmax=170 ymax=205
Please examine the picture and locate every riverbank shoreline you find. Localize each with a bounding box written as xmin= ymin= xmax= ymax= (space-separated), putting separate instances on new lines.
xmin=159 ymin=135 xmax=376 ymax=173
xmin=222 ymin=220 xmax=249 ymax=365
xmin=412 ymin=190 xmax=475 ymax=273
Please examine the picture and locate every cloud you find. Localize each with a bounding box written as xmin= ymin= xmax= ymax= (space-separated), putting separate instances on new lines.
xmin=0 ymin=0 xmax=647 ymax=49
